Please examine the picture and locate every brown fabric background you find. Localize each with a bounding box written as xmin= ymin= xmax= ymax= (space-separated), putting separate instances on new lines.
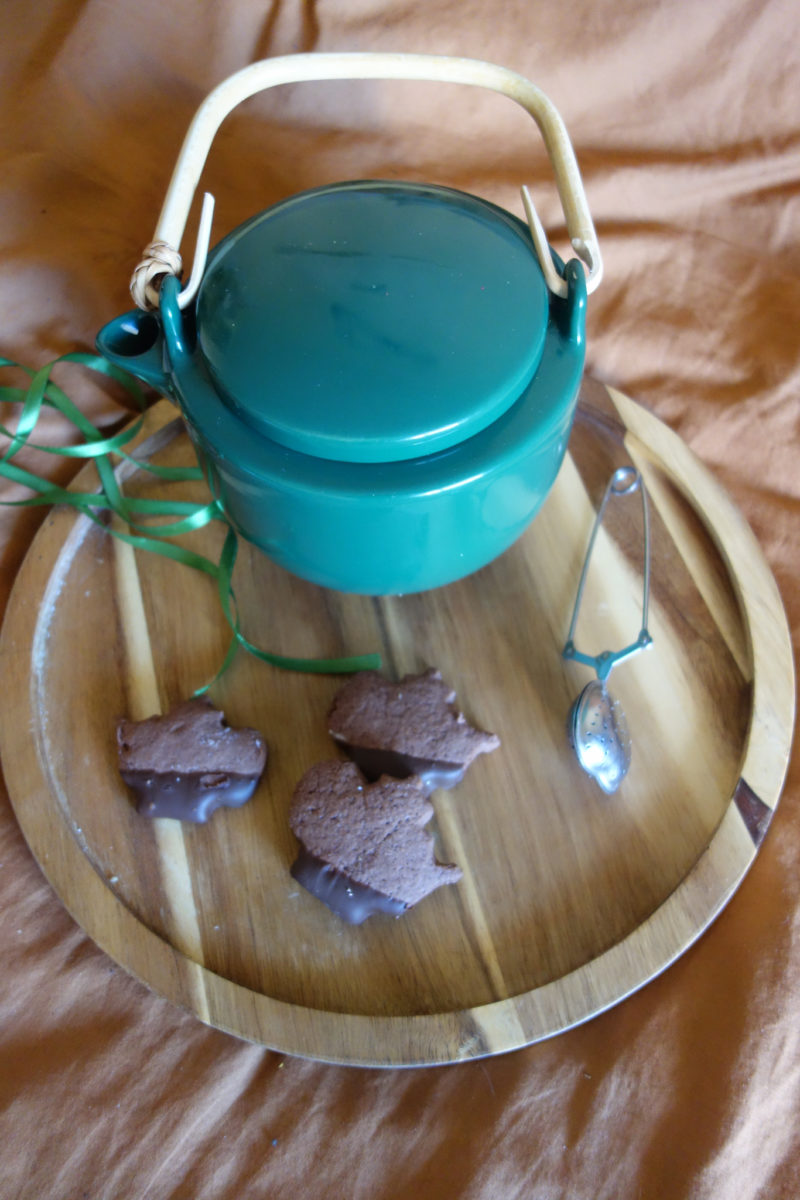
xmin=1 ymin=2 xmax=798 ymax=1197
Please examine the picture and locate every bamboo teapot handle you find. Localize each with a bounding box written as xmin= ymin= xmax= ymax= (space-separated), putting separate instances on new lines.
xmin=131 ymin=52 xmax=602 ymax=310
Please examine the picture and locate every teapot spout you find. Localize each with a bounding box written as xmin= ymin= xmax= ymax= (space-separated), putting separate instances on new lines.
xmin=96 ymin=309 xmax=170 ymax=394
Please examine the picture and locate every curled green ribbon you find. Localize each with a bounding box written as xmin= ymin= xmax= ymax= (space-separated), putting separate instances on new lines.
xmin=0 ymin=353 xmax=381 ymax=688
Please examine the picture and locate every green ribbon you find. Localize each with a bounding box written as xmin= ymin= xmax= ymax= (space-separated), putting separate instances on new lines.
xmin=0 ymin=353 xmax=381 ymax=688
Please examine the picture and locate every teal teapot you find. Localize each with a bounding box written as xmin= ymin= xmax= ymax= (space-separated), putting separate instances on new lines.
xmin=98 ymin=53 xmax=602 ymax=595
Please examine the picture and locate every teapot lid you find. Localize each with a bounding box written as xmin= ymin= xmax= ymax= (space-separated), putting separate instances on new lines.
xmin=196 ymin=181 xmax=551 ymax=464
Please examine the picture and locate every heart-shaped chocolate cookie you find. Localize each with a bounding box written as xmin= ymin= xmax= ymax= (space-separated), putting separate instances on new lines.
xmin=289 ymin=760 xmax=462 ymax=923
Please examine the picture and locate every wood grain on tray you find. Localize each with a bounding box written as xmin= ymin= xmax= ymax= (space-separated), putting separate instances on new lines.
xmin=0 ymin=380 xmax=793 ymax=1066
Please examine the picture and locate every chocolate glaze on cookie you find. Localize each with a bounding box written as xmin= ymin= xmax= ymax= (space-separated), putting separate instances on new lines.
xmin=117 ymin=698 xmax=267 ymax=822
xmin=328 ymin=669 xmax=500 ymax=792
xmin=290 ymin=849 xmax=408 ymax=924
xmin=338 ymin=744 xmax=467 ymax=794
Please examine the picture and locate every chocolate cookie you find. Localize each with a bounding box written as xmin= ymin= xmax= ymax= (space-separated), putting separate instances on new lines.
xmin=327 ymin=668 xmax=500 ymax=793
xmin=117 ymin=698 xmax=267 ymax=822
xmin=289 ymin=760 xmax=462 ymax=923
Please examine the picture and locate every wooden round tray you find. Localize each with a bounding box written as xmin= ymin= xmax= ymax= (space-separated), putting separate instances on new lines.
xmin=0 ymin=379 xmax=793 ymax=1067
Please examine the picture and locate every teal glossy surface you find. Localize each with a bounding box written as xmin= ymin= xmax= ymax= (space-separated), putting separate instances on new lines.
xmin=197 ymin=182 xmax=550 ymax=464
xmin=97 ymin=188 xmax=587 ymax=595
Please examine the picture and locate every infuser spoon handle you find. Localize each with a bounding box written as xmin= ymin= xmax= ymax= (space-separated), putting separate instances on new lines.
xmin=563 ymin=465 xmax=653 ymax=682
xmin=129 ymin=51 xmax=602 ymax=310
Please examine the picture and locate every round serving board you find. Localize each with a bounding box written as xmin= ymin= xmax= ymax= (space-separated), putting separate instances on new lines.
xmin=0 ymin=379 xmax=793 ymax=1067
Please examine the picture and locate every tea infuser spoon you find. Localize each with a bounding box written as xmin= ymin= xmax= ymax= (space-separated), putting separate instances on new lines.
xmin=562 ymin=465 xmax=652 ymax=793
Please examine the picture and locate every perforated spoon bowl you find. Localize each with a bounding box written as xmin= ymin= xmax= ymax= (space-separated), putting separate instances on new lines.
xmin=568 ymin=678 xmax=632 ymax=794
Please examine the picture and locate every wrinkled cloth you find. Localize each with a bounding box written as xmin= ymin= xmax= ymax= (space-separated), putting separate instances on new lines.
xmin=1 ymin=2 xmax=798 ymax=1197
